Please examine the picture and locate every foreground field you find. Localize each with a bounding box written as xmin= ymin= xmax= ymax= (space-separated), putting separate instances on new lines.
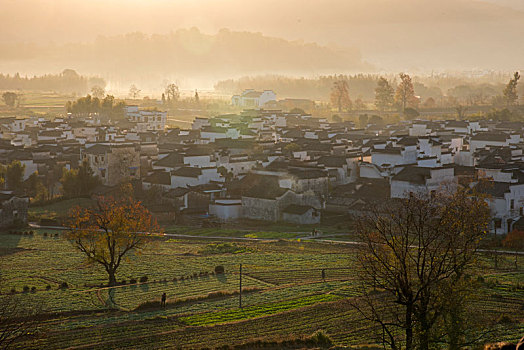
xmin=1 ymin=231 xmax=523 ymax=349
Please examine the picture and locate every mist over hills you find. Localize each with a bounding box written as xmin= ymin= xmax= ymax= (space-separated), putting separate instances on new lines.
xmin=2 ymin=0 xmax=524 ymax=75
xmin=0 ymin=28 xmax=368 ymax=91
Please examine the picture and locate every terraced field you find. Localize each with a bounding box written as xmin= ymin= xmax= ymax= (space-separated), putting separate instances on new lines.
xmin=1 ymin=231 xmax=523 ymax=349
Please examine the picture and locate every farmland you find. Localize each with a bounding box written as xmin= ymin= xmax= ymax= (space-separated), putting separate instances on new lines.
xmin=1 ymin=230 xmax=523 ymax=349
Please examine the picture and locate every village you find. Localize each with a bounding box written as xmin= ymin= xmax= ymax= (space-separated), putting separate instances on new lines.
xmin=1 ymin=88 xmax=523 ymax=236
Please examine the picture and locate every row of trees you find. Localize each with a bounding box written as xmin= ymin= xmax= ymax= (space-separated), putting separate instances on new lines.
xmin=330 ymin=73 xmax=419 ymax=114
xmin=60 ymin=162 xmax=100 ymax=198
xmin=217 ymin=72 xmax=523 ymax=107
xmin=65 ymin=94 xmax=125 ymax=119
xmin=0 ymin=69 xmax=105 ymax=95
xmin=330 ymin=71 xmax=521 ymax=116
xmin=0 ymin=160 xmax=99 ymax=201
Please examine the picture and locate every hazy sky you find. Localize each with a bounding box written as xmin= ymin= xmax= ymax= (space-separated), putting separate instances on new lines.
xmin=1 ymin=0 xmax=524 ymax=72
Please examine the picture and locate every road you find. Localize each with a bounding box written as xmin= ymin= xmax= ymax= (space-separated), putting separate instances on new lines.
xmin=28 ymin=223 xmax=524 ymax=255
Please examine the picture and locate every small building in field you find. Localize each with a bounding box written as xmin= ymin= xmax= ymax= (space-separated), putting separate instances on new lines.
xmin=0 ymin=192 xmax=29 ymax=228
xmin=209 ymin=199 xmax=242 ymax=221
xmin=282 ymin=204 xmax=320 ymax=225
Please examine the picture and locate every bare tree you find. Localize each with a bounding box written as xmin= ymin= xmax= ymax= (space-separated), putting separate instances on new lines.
xmin=503 ymin=71 xmax=520 ymax=107
xmin=395 ymin=73 xmax=418 ymax=113
xmin=353 ymin=189 xmax=490 ymax=350
xmin=0 ymin=295 xmax=39 ymax=349
xmin=90 ymin=85 xmax=106 ymax=99
xmin=165 ymin=83 xmax=180 ymax=104
xmin=455 ymin=104 xmax=468 ymax=120
xmin=330 ymin=80 xmax=352 ymax=112
xmin=129 ymin=84 xmax=141 ymax=99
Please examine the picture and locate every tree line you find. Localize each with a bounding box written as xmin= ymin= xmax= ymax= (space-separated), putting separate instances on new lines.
xmin=329 ymin=72 xmax=521 ymax=119
xmin=1 ymin=160 xmax=99 ymax=202
xmin=215 ymin=72 xmax=523 ymax=109
xmin=66 ymin=94 xmax=126 ymax=120
xmin=0 ymin=69 xmax=105 ymax=95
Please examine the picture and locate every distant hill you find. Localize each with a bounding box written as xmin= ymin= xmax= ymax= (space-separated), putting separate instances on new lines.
xmin=0 ymin=28 xmax=369 ymax=90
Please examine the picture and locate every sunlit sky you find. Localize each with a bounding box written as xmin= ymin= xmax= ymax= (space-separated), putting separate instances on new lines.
xmin=1 ymin=0 xmax=524 ymax=71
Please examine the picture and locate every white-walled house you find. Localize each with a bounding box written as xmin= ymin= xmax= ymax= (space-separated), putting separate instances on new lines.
xmin=475 ymin=182 xmax=524 ymax=234
xmin=469 ymin=133 xmax=510 ymax=153
xmin=209 ymin=199 xmax=242 ymax=221
xmin=390 ymin=166 xmax=456 ymax=198
xmin=170 ymin=167 xmax=222 ymax=188
xmin=371 ymin=145 xmax=417 ymax=168
xmin=125 ymin=106 xmax=167 ymax=131
xmin=231 ymin=90 xmax=276 ymax=108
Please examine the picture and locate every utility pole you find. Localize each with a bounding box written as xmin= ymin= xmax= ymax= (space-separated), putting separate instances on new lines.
xmin=239 ymin=263 xmax=242 ymax=308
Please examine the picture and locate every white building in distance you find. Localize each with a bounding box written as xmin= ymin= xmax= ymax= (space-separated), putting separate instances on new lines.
xmin=231 ymin=90 xmax=276 ymax=108
xmin=125 ymin=106 xmax=167 ymax=131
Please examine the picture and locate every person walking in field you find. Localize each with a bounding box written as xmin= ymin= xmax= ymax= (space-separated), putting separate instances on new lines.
xmin=161 ymin=292 xmax=167 ymax=307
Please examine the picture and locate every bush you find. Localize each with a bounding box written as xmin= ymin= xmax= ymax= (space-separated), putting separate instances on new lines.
xmin=215 ymin=265 xmax=225 ymax=274
xmin=496 ymin=314 xmax=513 ymax=324
xmin=309 ymin=330 xmax=333 ymax=346
xmin=10 ymin=288 xmax=16 ymax=294
xmin=139 ymin=276 xmax=148 ymax=283
xmin=23 ymin=286 xmax=30 ymax=293
xmin=129 ymin=278 xmax=137 ymax=284
xmin=46 ymin=285 xmax=51 ymax=291
xmin=120 ymin=280 xmax=127 ymax=285
xmin=31 ymin=286 xmax=37 ymax=293
xmin=59 ymin=282 xmax=69 ymax=289
xmin=43 ymin=232 xmax=48 ymax=237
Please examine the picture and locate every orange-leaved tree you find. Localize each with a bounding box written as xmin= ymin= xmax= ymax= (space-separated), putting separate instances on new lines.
xmin=66 ymin=196 xmax=160 ymax=286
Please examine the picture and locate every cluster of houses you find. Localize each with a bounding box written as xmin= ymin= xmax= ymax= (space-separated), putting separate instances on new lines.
xmin=1 ymin=101 xmax=524 ymax=234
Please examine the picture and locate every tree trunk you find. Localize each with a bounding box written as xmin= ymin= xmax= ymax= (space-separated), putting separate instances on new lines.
xmin=108 ymin=269 xmax=117 ymax=286
xmin=418 ymin=310 xmax=430 ymax=350
xmin=405 ymin=302 xmax=413 ymax=350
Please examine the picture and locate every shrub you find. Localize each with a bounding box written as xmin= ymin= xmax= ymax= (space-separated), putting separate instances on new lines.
xmin=31 ymin=286 xmax=37 ymax=293
xmin=59 ymin=282 xmax=69 ymax=289
xmin=129 ymin=278 xmax=137 ymax=284
xmin=310 ymin=330 xmax=333 ymax=346
xmin=193 ymin=272 xmax=198 ymax=278
xmin=45 ymin=285 xmax=51 ymax=291
xmin=215 ymin=265 xmax=225 ymax=274
xmin=43 ymin=232 xmax=48 ymax=237
xmin=496 ymin=314 xmax=513 ymax=324
xmin=172 ymin=277 xmax=177 ymax=282
xmin=23 ymin=286 xmax=30 ymax=293
xmin=120 ymin=280 xmax=127 ymax=285
xmin=10 ymin=288 xmax=16 ymax=294
xmin=139 ymin=276 xmax=148 ymax=283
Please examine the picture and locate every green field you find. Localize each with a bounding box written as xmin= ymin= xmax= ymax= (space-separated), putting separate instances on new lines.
xmin=1 ymin=230 xmax=523 ymax=349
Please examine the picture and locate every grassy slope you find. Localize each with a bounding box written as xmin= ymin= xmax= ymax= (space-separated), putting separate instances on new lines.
xmin=2 ymin=232 xmax=523 ymax=349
